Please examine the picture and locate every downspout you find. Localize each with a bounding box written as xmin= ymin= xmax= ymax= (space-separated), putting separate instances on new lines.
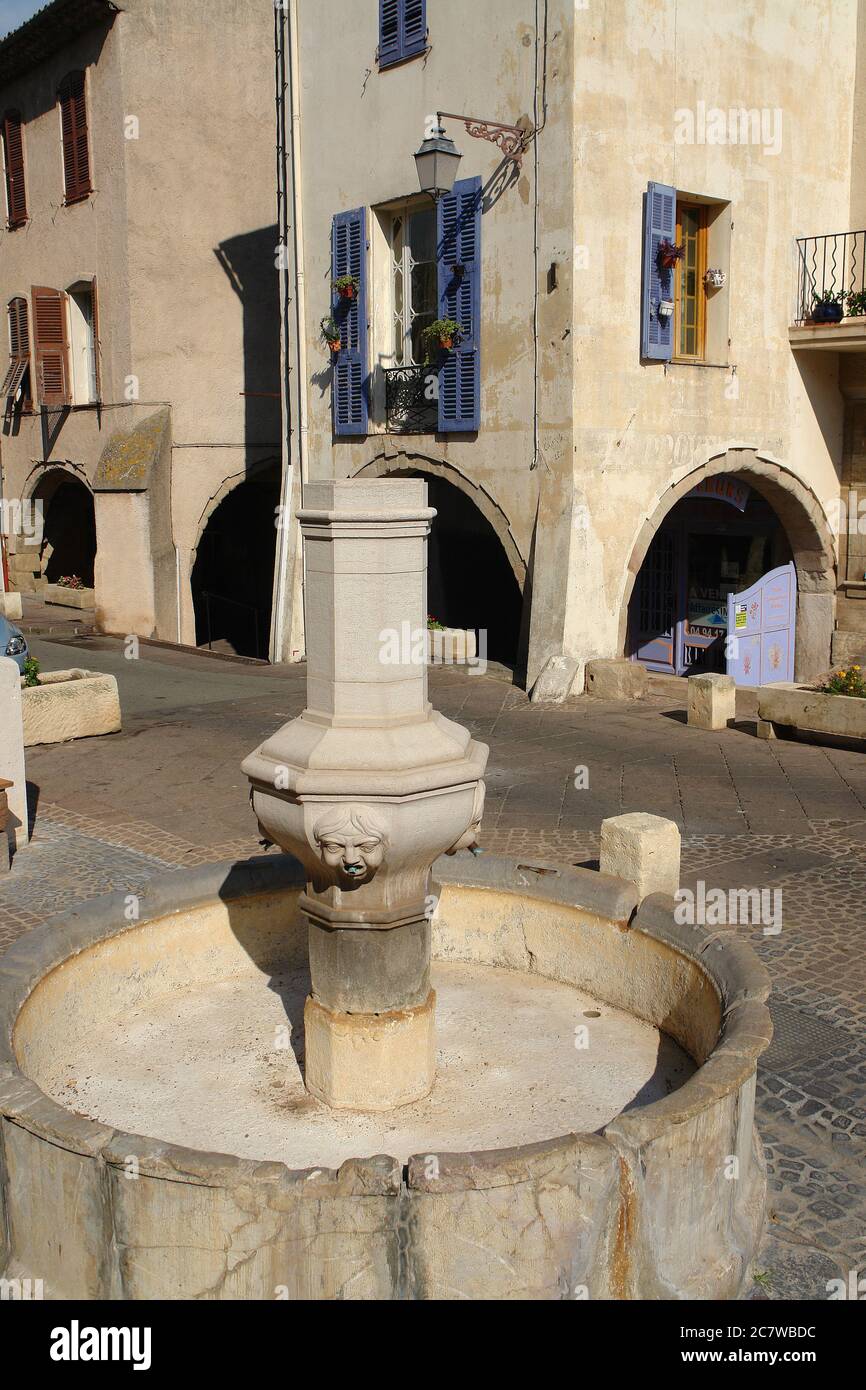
xmin=270 ymin=0 xmax=307 ymax=662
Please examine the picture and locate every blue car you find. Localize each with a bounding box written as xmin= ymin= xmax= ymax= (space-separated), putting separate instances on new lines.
xmin=0 ymin=613 xmax=28 ymax=674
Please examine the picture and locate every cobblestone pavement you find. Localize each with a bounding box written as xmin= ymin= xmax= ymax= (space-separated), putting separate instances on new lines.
xmin=1 ymin=638 xmax=865 ymax=1301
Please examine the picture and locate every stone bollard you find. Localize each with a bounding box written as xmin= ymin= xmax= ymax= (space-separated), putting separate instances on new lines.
xmin=600 ymin=812 xmax=680 ymax=900
xmin=687 ymin=672 xmax=736 ymax=731
xmin=585 ymin=658 xmax=646 ymax=701
xmin=0 ymin=657 xmax=28 ymax=859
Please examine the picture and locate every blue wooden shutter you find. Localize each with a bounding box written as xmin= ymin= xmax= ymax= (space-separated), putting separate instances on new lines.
xmin=402 ymin=0 xmax=426 ymax=58
xmin=379 ymin=0 xmax=426 ymax=68
xmin=641 ymin=180 xmax=676 ymax=361
xmin=379 ymin=0 xmax=401 ymax=67
xmin=437 ymin=175 xmax=481 ymax=432
xmin=331 ymin=206 xmax=368 ymax=435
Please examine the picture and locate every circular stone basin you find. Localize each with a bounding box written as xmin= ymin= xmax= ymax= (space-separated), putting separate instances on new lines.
xmin=33 ymin=960 xmax=694 ymax=1170
xmin=0 ymin=854 xmax=771 ymax=1302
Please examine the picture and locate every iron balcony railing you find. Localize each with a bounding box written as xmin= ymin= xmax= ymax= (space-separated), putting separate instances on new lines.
xmin=794 ymin=230 xmax=866 ymax=323
xmin=384 ymin=364 xmax=438 ymax=434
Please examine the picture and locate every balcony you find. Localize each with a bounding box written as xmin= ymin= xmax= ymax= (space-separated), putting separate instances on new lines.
xmin=384 ymin=365 xmax=438 ymax=434
xmin=790 ymin=230 xmax=866 ymax=351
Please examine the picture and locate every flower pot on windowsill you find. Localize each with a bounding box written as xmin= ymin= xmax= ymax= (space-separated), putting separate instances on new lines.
xmin=338 ymin=286 xmax=356 ymax=300
xmin=658 ymin=299 xmax=674 ymax=319
xmin=811 ymin=299 xmax=844 ymax=324
xmin=328 ymin=340 xmax=341 ymax=353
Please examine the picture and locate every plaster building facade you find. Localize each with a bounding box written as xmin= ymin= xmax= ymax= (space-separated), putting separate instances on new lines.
xmin=0 ymin=0 xmax=281 ymax=656
xmin=3 ymin=0 xmax=865 ymax=685
xmin=274 ymin=0 xmax=866 ymax=691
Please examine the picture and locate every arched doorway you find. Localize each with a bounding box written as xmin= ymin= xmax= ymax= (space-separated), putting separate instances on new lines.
xmin=31 ymin=469 xmax=96 ymax=587
xmin=191 ymin=462 xmax=280 ymax=659
xmin=623 ymin=453 xmax=835 ymax=681
xmin=362 ymin=470 xmax=520 ymax=666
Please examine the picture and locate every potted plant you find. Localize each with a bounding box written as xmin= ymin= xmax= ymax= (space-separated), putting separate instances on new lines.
xmin=332 ymin=274 xmax=359 ymax=301
xmin=817 ymin=665 xmax=866 ymax=698
xmin=658 ymin=298 xmax=674 ymax=319
xmin=704 ymin=267 xmax=727 ymax=290
xmin=657 ymin=238 xmax=685 ymax=271
xmin=811 ymin=290 xmax=845 ymax=324
xmin=846 ymin=289 xmax=866 ymax=317
xmin=320 ymin=315 xmax=341 ymax=353
xmin=421 ymin=319 xmax=465 ymax=360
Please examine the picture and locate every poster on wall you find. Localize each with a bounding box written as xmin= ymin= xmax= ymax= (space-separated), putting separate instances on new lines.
xmin=726 ymin=562 xmax=796 ymax=687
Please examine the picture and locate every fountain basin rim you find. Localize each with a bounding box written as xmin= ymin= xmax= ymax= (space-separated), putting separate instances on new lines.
xmin=0 ymin=852 xmax=771 ymax=1195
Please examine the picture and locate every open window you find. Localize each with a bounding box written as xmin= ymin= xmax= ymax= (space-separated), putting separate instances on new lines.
xmin=2 ymin=297 xmax=31 ymax=409
xmin=641 ymin=182 xmax=731 ymax=365
xmin=365 ymin=179 xmax=482 ymax=435
xmin=2 ymin=110 xmax=27 ymax=229
xmin=66 ymin=279 xmax=100 ymax=404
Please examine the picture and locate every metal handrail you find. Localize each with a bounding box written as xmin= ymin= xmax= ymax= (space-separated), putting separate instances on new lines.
xmin=794 ymin=230 xmax=866 ymax=322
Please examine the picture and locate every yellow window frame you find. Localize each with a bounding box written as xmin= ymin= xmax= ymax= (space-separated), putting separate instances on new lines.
xmin=674 ymin=202 xmax=707 ymax=361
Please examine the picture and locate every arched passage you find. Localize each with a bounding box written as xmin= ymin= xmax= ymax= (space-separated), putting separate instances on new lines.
xmin=31 ymin=468 xmax=96 ymax=587
xmin=622 ymin=450 xmax=836 ymax=681
xmin=190 ymin=461 xmax=280 ymax=659
xmin=353 ymin=460 xmax=524 ymax=665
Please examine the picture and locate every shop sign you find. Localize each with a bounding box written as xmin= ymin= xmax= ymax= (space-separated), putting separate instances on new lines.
xmin=687 ymin=477 xmax=751 ymax=512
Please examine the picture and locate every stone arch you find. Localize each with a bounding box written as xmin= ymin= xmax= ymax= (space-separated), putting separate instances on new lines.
xmin=190 ymin=455 xmax=280 ymax=567
xmin=189 ymin=457 xmax=281 ymax=658
xmin=619 ymin=447 xmax=836 ymax=681
xmin=352 ymin=453 xmax=525 ymax=666
xmin=351 ymin=453 xmax=526 ymax=588
xmin=26 ymin=463 xmax=96 ymax=588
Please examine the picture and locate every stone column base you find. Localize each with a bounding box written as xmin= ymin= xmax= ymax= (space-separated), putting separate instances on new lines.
xmin=304 ymin=990 xmax=436 ymax=1111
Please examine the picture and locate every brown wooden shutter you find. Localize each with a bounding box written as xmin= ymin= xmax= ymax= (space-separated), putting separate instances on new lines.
xmin=58 ymin=72 xmax=91 ymax=203
xmin=1 ymin=297 xmax=31 ymax=400
xmin=32 ymin=287 xmax=70 ymax=406
xmin=2 ymin=111 xmax=27 ymax=227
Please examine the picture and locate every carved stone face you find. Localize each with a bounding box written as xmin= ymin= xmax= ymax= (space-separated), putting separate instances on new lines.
xmin=313 ymin=806 xmax=388 ymax=885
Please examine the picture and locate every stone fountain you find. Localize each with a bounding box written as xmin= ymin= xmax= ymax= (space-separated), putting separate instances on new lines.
xmin=242 ymin=479 xmax=487 ymax=1111
xmin=0 ymin=479 xmax=772 ymax=1300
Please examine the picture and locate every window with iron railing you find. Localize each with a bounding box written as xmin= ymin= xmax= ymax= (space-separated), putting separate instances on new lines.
xmin=794 ymin=230 xmax=866 ymax=323
xmin=384 ymin=203 xmax=438 ymax=432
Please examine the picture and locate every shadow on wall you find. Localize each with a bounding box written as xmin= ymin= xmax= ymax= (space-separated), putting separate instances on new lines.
xmin=190 ymin=460 xmax=281 ymax=660
xmin=214 ymin=226 xmax=282 ymax=455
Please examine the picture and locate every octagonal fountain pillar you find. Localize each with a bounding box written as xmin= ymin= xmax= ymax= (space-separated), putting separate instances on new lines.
xmin=242 ymin=479 xmax=488 ymax=1109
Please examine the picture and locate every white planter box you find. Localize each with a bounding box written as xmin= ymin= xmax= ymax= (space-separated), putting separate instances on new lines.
xmin=428 ymin=627 xmax=477 ymax=665
xmin=43 ymin=583 xmax=95 ymax=610
xmin=21 ymin=669 xmax=121 ymax=747
xmin=757 ymin=681 xmax=866 ymax=744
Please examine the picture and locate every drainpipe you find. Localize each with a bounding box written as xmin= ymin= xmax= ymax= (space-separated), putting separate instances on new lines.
xmin=270 ymin=0 xmax=307 ymax=663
